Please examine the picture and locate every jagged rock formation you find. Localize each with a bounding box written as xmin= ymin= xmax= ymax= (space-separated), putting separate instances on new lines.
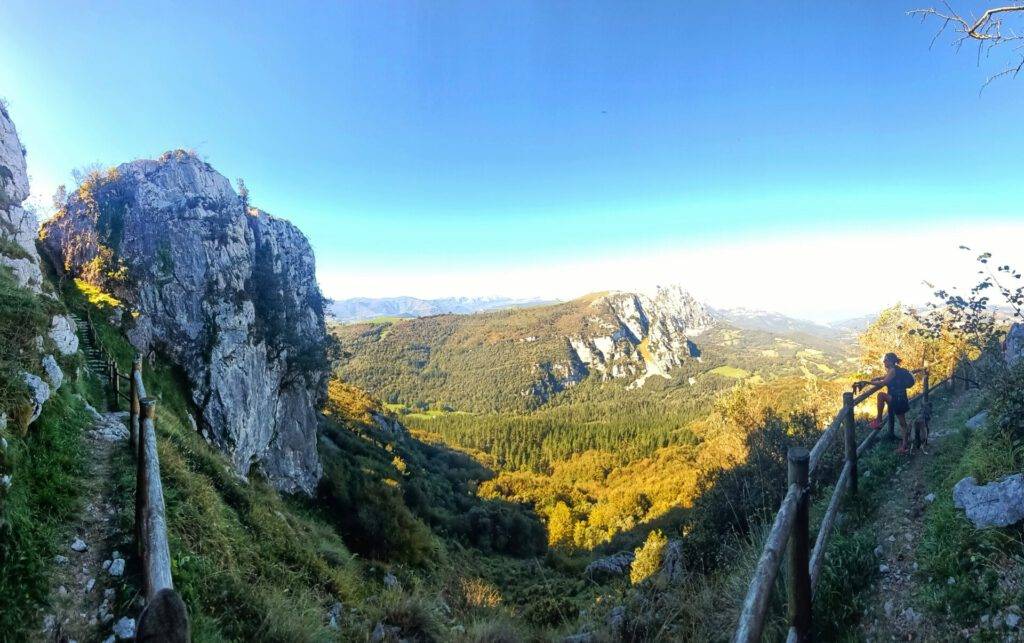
xmin=0 ymin=103 xmax=76 ymax=428
xmin=40 ymin=151 xmax=327 ymax=494
xmin=556 ymin=285 xmax=712 ymax=391
xmin=0 ymin=104 xmax=43 ymax=293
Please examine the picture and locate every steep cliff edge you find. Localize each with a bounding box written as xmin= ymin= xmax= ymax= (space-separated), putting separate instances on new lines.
xmin=40 ymin=152 xmax=326 ymax=494
xmin=0 ymin=103 xmax=78 ymax=427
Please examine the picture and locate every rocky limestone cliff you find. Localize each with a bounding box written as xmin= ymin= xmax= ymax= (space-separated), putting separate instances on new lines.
xmin=0 ymin=103 xmax=77 ymax=428
xmin=40 ymin=151 xmax=326 ymax=494
xmin=533 ymin=285 xmax=713 ymax=397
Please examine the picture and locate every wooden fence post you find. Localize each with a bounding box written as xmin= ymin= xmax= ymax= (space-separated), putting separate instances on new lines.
xmin=136 ymin=397 xmax=156 ymax=560
xmin=787 ymin=447 xmax=811 ymax=642
xmin=111 ymin=361 xmax=120 ymax=411
xmin=129 ymin=356 xmax=141 ymax=449
xmin=843 ymin=391 xmax=857 ymax=495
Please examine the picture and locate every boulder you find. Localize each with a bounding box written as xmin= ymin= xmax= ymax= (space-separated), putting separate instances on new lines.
xmin=48 ymin=315 xmax=79 ymax=356
xmin=966 ymin=411 xmax=988 ymax=430
xmin=40 ymin=152 xmax=327 ymax=494
xmin=42 ymin=355 xmax=63 ymax=390
xmin=21 ymin=372 xmax=50 ymax=425
xmin=584 ymin=551 xmax=634 ymax=581
xmin=953 ymin=474 xmax=1024 ymax=528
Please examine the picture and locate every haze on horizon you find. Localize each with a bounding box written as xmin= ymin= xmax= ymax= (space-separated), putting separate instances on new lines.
xmin=2 ymin=1 xmax=1022 ymax=322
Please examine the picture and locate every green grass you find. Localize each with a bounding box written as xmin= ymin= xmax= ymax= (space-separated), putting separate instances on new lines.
xmin=0 ymin=389 xmax=91 ymax=636
xmin=708 ymin=365 xmax=751 ymax=379
xmin=0 ymin=267 xmax=54 ymax=423
xmin=914 ymin=386 xmax=1023 ymax=629
xmin=67 ymin=284 xmax=371 ymax=641
xmin=810 ymin=430 xmax=904 ymax=639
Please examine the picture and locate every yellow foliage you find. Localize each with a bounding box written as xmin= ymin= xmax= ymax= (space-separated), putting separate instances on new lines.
xmin=72 ymin=278 xmax=121 ymax=309
xmin=631 ymin=529 xmax=668 ymax=585
xmin=324 ymin=379 xmax=381 ymax=426
xmin=546 ymin=501 xmax=575 ymax=549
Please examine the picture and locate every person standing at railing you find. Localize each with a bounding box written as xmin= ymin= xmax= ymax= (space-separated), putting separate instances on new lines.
xmin=854 ymin=352 xmax=916 ymax=454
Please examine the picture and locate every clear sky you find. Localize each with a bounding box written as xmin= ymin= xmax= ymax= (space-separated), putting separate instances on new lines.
xmin=1 ymin=1 xmax=1021 ymax=321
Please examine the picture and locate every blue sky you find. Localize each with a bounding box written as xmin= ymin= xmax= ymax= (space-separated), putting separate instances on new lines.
xmin=1 ymin=1 xmax=1021 ymax=319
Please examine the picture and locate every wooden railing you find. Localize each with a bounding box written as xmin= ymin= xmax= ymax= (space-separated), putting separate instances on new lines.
xmin=733 ymin=369 xmax=946 ymax=643
xmin=87 ymin=316 xmax=191 ymax=641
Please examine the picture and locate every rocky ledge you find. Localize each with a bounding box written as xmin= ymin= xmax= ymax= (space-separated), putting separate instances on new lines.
xmin=40 ymin=151 xmax=327 ymax=494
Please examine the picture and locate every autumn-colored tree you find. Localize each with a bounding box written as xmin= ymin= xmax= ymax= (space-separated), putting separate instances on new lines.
xmin=546 ymin=501 xmax=575 ymax=550
xmin=631 ymin=529 xmax=668 ymax=585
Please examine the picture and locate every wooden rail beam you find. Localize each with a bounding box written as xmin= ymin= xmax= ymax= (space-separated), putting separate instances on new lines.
xmin=787 ymin=448 xmax=811 ymax=642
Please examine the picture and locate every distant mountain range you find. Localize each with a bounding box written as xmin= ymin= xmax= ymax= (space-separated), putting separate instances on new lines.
xmin=711 ymin=307 xmax=877 ymax=339
xmin=326 ymin=296 xmax=552 ymax=322
xmin=332 ymin=286 xmax=856 ymax=412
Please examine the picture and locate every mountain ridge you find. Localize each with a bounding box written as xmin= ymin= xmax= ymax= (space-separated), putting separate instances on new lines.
xmin=327 ymin=295 xmax=553 ymax=322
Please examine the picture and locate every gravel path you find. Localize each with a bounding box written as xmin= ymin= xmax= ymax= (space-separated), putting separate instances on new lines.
xmin=858 ymin=396 xmax=965 ymax=642
xmin=39 ymin=409 xmax=138 ymax=643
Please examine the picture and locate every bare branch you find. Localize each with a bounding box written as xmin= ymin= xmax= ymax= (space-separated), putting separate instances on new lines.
xmin=910 ymin=3 xmax=1024 ymax=86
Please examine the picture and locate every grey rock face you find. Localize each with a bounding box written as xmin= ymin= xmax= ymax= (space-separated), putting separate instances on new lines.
xmin=0 ymin=104 xmax=44 ymax=293
xmin=41 ymin=152 xmax=327 ymax=494
xmin=658 ymin=539 xmax=686 ymax=586
xmin=41 ymin=354 xmax=63 ymax=389
xmin=584 ymin=551 xmax=635 ymax=581
xmin=1006 ymin=323 xmax=1024 ymax=366
xmin=49 ymin=315 xmax=79 ymax=355
xmin=953 ymin=474 xmax=1024 ymax=528
xmin=568 ymin=285 xmax=712 ymax=389
xmin=21 ymin=372 xmax=50 ymax=424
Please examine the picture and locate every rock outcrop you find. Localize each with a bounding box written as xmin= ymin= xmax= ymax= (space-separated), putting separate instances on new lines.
xmin=1006 ymin=323 xmax=1024 ymax=367
xmin=584 ymin=551 xmax=635 ymax=581
xmin=566 ymin=285 xmax=712 ymax=389
xmin=0 ymin=103 xmax=44 ymax=293
xmin=0 ymin=103 xmax=73 ymax=430
xmin=40 ymin=151 xmax=327 ymax=494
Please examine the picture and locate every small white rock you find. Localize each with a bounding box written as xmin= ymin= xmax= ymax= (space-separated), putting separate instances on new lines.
xmin=85 ymin=578 xmax=95 ymax=592
xmin=104 ymin=588 xmax=115 ymax=600
xmin=108 ymin=558 xmax=125 ymax=577
xmin=947 ymin=577 xmax=957 ymax=585
xmin=71 ymin=538 xmax=88 ymax=552
xmin=54 ymin=555 xmax=69 ymax=564
xmin=102 ymin=560 xmax=111 ymax=571
xmin=1006 ymin=613 xmax=1021 ymax=629
xmin=880 ymin=564 xmax=890 ymax=573
xmin=925 ymin=493 xmax=936 ymax=503
xmin=112 ymin=616 xmax=136 ymax=639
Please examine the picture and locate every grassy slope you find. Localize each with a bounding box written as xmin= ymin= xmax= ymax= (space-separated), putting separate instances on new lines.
xmin=914 ymin=369 xmax=1024 ymax=635
xmin=0 ymin=389 xmax=93 ymax=636
xmin=61 ymin=280 xmax=596 ymax=641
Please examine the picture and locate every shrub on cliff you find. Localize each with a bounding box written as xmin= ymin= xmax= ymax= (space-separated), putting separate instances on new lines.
xmin=0 ymin=267 xmax=50 ymax=420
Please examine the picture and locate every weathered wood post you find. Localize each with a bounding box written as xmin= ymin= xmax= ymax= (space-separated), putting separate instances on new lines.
xmin=787 ymin=447 xmax=811 ymax=641
xmin=129 ymin=356 xmax=142 ymax=449
xmin=843 ymin=391 xmax=857 ymax=495
xmin=136 ymin=397 xmax=156 ymax=560
xmin=111 ymin=361 xmax=121 ymax=411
